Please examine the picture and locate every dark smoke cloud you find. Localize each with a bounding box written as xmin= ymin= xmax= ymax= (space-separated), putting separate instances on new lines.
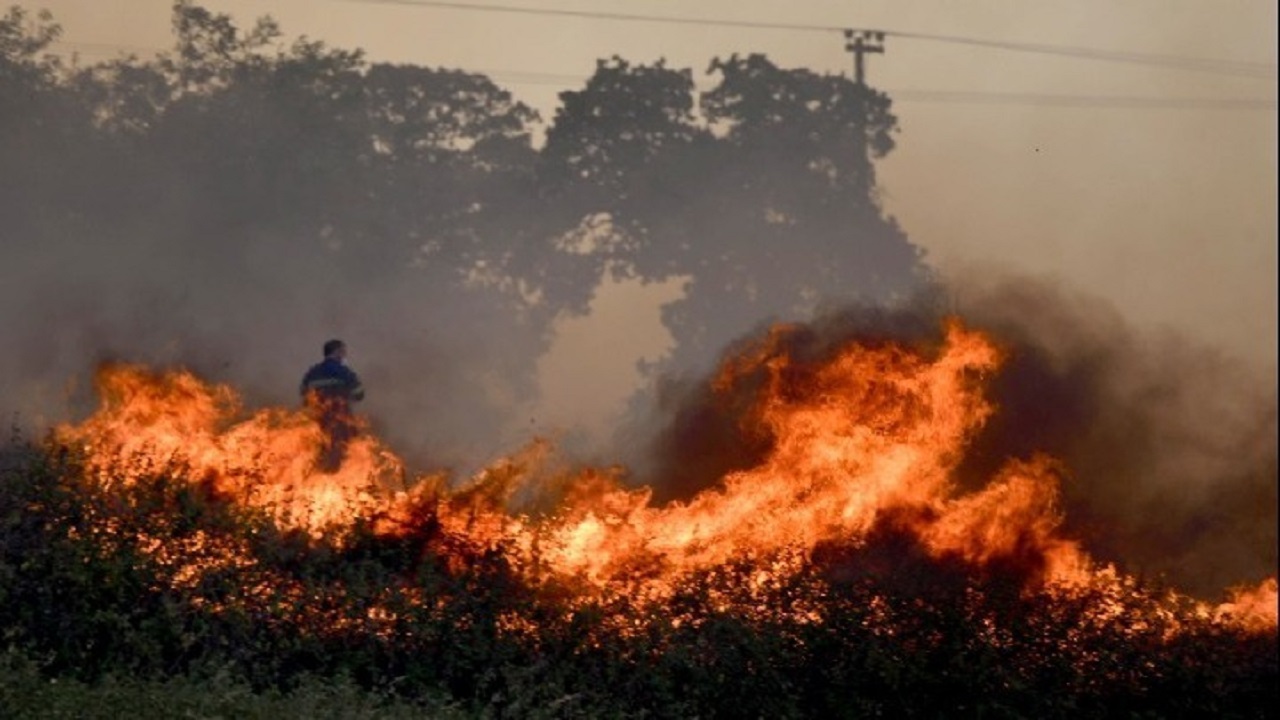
xmin=956 ymin=275 xmax=1277 ymax=598
xmin=621 ymin=275 xmax=1276 ymax=599
xmin=5 ymin=199 xmax=1271 ymax=600
xmin=2 ymin=9 xmax=1269 ymax=600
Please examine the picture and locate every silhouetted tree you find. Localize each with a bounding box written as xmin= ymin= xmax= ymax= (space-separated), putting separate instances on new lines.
xmin=655 ymin=53 xmax=924 ymax=375
xmin=1 ymin=7 xmax=93 ymax=243
xmin=3 ymin=1 xmax=931 ymax=471
xmin=537 ymin=56 xmax=708 ymax=318
xmin=539 ymin=53 xmax=928 ymax=381
xmin=0 ymin=2 xmax=571 ymax=467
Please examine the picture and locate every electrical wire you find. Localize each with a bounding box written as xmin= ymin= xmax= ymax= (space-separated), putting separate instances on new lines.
xmin=336 ymin=0 xmax=1277 ymax=79
xmin=890 ymin=90 xmax=1277 ymax=110
xmin=480 ymin=68 xmax=1276 ymax=111
xmin=38 ymin=43 xmax=1276 ymax=112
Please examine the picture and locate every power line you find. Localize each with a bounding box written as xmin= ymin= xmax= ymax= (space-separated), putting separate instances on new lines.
xmin=890 ymin=90 xmax=1277 ymax=111
xmin=36 ymin=44 xmax=1277 ymax=112
xmin=337 ymin=0 xmax=839 ymax=33
xmin=478 ymin=69 xmax=1274 ymax=111
xmin=890 ymin=29 xmax=1276 ymax=79
xmin=336 ymin=0 xmax=1277 ymax=79
xmin=43 ymin=4 xmax=1279 ymax=81
xmin=442 ymin=67 xmax=1275 ymax=111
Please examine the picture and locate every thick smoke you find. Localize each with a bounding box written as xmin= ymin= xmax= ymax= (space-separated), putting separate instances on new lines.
xmin=622 ymin=275 xmax=1276 ymax=599
xmin=0 ymin=227 xmax=537 ymax=476
xmin=954 ymin=274 xmax=1277 ymax=597
xmin=3 ymin=5 xmax=1271 ymax=602
xmin=0 ymin=150 xmax=540 ymax=477
xmin=5 ymin=140 xmax=1271 ymax=600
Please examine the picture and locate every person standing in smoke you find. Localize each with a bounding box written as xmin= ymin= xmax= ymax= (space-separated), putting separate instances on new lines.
xmin=300 ymin=339 xmax=366 ymax=473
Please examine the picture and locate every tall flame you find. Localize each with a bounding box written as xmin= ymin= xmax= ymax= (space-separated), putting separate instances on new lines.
xmin=58 ymin=362 xmax=408 ymax=534
xmin=53 ymin=320 xmax=1277 ymax=634
xmin=531 ymin=321 xmax=1087 ymax=591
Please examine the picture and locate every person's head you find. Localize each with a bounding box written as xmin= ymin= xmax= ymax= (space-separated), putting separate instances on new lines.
xmin=323 ymin=339 xmax=346 ymax=360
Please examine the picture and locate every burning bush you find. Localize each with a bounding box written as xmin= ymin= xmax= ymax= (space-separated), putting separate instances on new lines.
xmin=0 ymin=317 xmax=1275 ymax=717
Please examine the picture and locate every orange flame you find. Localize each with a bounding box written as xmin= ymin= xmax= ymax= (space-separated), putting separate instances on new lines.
xmin=57 ymin=362 xmax=408 ymax=535
xmin=528 ymin=321 xmax=1093 ymax=593
xmin=53 ymin=321 xmax=1276 ymax=637
xmin=1213 ymin=578 xmax=1279 ymax=634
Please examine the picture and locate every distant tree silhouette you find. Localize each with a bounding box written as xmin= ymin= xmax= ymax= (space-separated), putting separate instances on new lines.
xmin=539 ymin=52 xmax=929 ymax=380
xmin=0 ymin=2 xmax=570 ymax=465
xmin=3 ymin=2 xmax=931 ymax=469
xmin=1 ymin=7 xmax=93 ymax=248
xmin=537 ymin=56 xmax=708 ymax=317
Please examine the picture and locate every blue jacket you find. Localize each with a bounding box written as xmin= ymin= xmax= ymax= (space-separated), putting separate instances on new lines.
xmin=300 ymin=358 xmax=365 ymax=408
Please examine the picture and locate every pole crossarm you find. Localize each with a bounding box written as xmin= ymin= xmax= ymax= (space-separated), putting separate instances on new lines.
xmin=844 ymin=29 xmax=886 ymax=86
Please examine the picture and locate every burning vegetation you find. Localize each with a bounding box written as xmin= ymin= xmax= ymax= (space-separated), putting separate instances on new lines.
xmin=1 ymin=316 xmax=1273 ymax=716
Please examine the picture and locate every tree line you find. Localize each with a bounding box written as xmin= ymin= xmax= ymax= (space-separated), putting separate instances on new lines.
xmin=0 ymin=1 xmax=929 ymax=463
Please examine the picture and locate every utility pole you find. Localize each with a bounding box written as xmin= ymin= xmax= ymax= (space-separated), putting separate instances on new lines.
xmin=843 ymin=29 xmax=885 ymax=87
xmin=843 ymin=29 xmax=886 ymax=192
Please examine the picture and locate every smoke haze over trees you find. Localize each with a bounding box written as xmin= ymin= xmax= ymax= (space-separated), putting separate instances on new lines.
xmin=1 ymin=2 xmax=1273 ymax=594
xmin=1 ymin=2 xmax=924 ymax=462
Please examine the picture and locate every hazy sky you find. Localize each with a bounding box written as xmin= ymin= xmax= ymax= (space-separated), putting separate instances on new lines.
xmin=24 ymin=0 xmax=1280 ymax=434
